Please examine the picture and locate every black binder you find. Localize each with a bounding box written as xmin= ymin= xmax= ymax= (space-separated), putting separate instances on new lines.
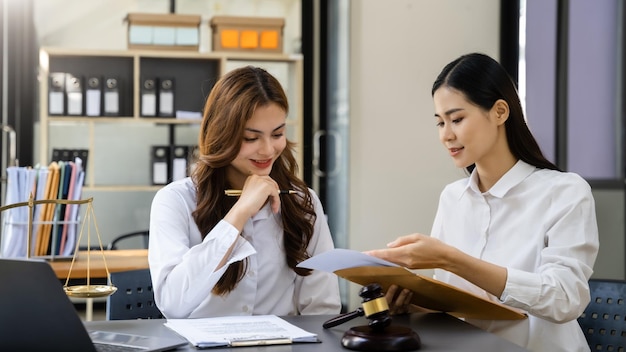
xmin=85 ymin=76 xmax=102 ymax=117
xmin=51 ymin=149 xmax=72 ymax=163
xmin=141 ymin=77 xmax=158 ymax=117
xmin=48 ymin=72 xmax=66 ymax=116
xmin=70 ymin=149 xmax=89 ymax=173
xmin=52 ymin=148 xmax=89 ymax=184
xmin=65 ymin=74 xmax=84 ymax=116
xmin=151 ymin=145 xmax=170 ymax=185
xmin=103 ymin=77 xmax=120 ymax=116
xmin=171 ymin=145 xmax=189 ymax=181
xmin=158 ymin=78 xmax=175 ymax=117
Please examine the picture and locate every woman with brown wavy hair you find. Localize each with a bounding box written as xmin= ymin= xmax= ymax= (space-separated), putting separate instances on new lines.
xmin=149 ymin=66 xmax=341 ymax=319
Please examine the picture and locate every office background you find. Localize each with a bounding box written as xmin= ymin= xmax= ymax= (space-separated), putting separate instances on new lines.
xmin=1 ymin=0 xmax=624 ymax=310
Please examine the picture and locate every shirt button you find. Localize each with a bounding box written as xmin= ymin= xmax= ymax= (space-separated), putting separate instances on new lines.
xmin=249 ymin=270 xmax=255 ymax=277
xmin=242 ymin=305 xmax=249 ymax=312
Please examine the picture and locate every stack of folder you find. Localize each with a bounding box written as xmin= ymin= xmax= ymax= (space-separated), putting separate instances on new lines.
xmin=49 ymin=72 xmax=122 ymax=117
xmin=151 ymin=144 xmax=197 ymax=185
xmin=0 ymin=157 xmax=85 ymax=258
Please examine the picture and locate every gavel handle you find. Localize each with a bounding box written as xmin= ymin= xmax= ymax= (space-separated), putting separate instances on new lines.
xmin=323 ymin=308 xmax=365 ymax=329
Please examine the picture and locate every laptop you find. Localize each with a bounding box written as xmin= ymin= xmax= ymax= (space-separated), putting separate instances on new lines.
xmin=0 ymin=258 xmax=187 ymax=352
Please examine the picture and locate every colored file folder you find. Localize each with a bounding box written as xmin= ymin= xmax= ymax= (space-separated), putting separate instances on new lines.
xmin=1 ymin=161 xmax=84 ymax=259
xmin=35 ymin=162 xmax=60 ymax=256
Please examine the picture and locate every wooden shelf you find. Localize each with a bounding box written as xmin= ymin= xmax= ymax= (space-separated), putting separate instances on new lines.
xmin=38 ymin=47 xmax=304 ymax=237
xmin=82 ymin=185 xmax=164 ymax=192
xmin=46 ymin=116 xmax=202 ymax=124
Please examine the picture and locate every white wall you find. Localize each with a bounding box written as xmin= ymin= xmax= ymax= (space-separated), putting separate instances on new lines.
xmin=349 ymin=0 xmax=500 ymax=250
xmin=347 ymin=0 xmax=500 ymax=308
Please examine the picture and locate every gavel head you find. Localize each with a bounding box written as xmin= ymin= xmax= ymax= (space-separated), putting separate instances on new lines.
xmin=359 ymin=283 xmax=391 ymax=331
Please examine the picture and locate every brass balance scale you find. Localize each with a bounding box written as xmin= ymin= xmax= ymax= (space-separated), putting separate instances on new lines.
xmin=0 ymin=194 xmax=117 ymax=298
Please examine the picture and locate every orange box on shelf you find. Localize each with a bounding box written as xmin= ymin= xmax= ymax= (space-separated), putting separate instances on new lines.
xmin=126 ymin=13 xmax=201 ymax=51
xmin=210 ymin=16 xmax=285 ymax=53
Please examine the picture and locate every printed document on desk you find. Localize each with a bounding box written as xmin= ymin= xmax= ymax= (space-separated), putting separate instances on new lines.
xmin=165 ymin=315 xmax=319 ymax=348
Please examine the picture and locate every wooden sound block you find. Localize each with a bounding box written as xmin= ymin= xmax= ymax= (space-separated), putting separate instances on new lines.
xmin=342 ymin=325 xmax=421 ymax=351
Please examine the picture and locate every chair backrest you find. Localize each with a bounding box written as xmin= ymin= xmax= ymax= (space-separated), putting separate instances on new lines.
xmin=577 ymin=278 xmax=626 ymax=351
xmin=106 ymin=268 xmax=163 ymax=320
xmin=107 ymin=230 xmax=149 ymax=250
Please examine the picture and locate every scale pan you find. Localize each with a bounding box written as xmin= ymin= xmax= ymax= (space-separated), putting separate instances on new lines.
xmin=64 ymin=285 xmax=117 ymax=298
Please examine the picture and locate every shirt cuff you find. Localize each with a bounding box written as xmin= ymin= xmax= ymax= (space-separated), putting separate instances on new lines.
xmin=204 ymin=220 xmax=239 ymax=244
xmin=204 ymin=220 xmax=256 ymax=264
xmin=500 ymin=267 xmax=541 ymax=309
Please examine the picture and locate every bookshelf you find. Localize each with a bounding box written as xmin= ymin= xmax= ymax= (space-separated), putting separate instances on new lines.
xmin=37 ymin=47 xmax=303 ymax=242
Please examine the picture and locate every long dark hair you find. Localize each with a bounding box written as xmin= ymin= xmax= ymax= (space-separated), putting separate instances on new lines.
xmin=191 ymin=66 xmax=315 ymax=295
xmin=432 ymin=53 xmax=560 ymax=173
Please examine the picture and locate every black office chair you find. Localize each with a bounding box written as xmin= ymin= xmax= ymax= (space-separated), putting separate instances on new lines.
xmin=106 ymin=268 xmax=163 ymax=320
xmin=577 ymin=278 xmax=626 ymax=351
xmin=106 ymin=230 xmax=149 ymax=250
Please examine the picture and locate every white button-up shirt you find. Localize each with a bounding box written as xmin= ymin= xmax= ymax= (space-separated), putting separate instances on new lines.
xmin=149 ymin=178 xmax=341 ymax=319
xmin=433 ymin=160 xmax=599 ymax=352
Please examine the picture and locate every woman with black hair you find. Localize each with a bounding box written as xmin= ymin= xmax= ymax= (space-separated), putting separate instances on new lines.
xmin=368 ymin=53 xmax=599 ymax=351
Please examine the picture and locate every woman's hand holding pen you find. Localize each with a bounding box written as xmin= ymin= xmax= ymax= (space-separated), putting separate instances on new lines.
xmin=224 ymin=175 xmax=282 ymax=231
xmin=241 ymin=175 xmax=283 ymax=214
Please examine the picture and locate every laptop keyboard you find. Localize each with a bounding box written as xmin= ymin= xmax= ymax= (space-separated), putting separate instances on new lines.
xmin=93 ymin=343 xmax=147 ymax=352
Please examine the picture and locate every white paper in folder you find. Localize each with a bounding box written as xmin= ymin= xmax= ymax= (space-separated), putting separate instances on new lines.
xmin=165 ymin=315 xmax=318 ymax=348
xmin=297 ymin=248 xmax=399 ymax=272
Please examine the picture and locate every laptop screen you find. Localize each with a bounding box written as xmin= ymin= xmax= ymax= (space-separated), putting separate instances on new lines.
xmin=0 ymin=258 xmax=187 ymax=352
xmin=0 ymin=258 xmax=98 ymax=351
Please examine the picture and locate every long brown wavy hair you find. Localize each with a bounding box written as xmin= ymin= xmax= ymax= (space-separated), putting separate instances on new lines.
xmin=191 ymin=66 xmax=315 ymax=295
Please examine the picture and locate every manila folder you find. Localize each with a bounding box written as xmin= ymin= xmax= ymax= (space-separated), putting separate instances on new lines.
xmin=335 ymin=266 xmax=526 ymax=320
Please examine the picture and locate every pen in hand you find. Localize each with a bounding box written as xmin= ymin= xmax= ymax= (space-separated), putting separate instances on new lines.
xmin=224 ymin=189 xmax=297 ymax=197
